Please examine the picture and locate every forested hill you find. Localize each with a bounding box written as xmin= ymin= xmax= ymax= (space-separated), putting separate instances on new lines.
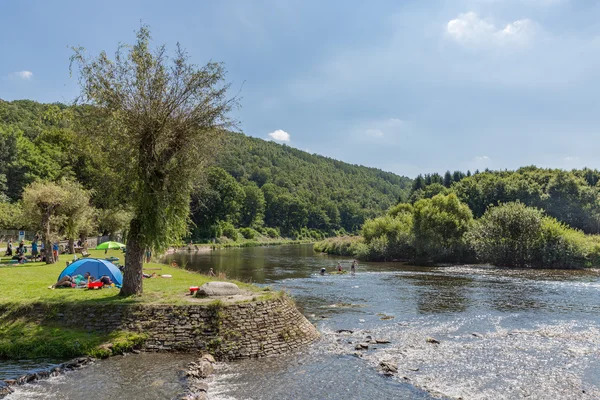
xmin=0 ymin=99 xmax=412 ymax=239
xmin=190 ymin=132 xmax=412 ymax=237
xmin=222 ymin=132 xmax=410 ymax=216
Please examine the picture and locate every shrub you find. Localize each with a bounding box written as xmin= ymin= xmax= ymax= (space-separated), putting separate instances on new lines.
xmin=468 ymin=202 xmax=544 ymax=267
xmin=412 ymin=193 xmax=473 ymax=262
xmin=467 ymin=202 xmax=597 ymax=268
xmin=239 ymin=227 xmax=259 ymax=240
xmin=535 ymin=217 xmax=591 ymax=268
xmin=219 ymin=221 xmax=238 ymax=241
xmin=264 ymin=227 xmax=279 ymax=238
xmin=313 ymin=236 xmax=364 ymax=257
xmin=388 ymin=202 xmax=413 ymax=218
xmin=361 ymin=213 xmax=413 ymax=260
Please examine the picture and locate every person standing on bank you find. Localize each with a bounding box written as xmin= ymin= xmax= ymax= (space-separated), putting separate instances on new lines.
xmin=31 ymin=236 xmax=39 ymax=262
xmin=5 ymin=239 xmax=13 ymax=256
xmin=351 ymin=259 xmax=357 ymax=276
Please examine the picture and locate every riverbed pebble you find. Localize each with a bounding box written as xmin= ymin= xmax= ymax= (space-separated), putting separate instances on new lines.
xmin=179 ymin=353 xmax=216 ymax=400
xmin=426 ymin=337 xmax=440 ymax=344
xmin=380 ymin=361 xmax=398 ymax=375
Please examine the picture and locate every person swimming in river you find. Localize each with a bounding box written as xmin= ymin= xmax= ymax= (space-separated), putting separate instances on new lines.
xmin=351 ymin=259 xmax=357 ymax=276
xmin=320 ymin=267 xmax=326 ymax=275
xmin=337 ymin=262 xmax=343 ymax=272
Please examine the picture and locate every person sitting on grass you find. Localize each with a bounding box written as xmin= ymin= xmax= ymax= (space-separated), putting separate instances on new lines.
xmin=16 ymin=241 xmax=27 ymax=264
xmin=50 ymin=275 xmax=74 ymax=289
xmin=98 ymin=275 xmax=113 ymax=286
xmin=73 ymin=273 xmax=92 ymax=286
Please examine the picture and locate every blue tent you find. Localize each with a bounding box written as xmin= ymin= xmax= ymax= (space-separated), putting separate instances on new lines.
xmin=58 ymin=258 xmax=123 ymax=286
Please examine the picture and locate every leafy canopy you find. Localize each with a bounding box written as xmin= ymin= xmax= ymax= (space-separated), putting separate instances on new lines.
xmin=70 ymin=25 xmax=236 ymax=252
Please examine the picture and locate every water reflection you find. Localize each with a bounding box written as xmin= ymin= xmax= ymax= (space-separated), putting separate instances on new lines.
xmin=400 ymin=274 xmax=473 ymax=314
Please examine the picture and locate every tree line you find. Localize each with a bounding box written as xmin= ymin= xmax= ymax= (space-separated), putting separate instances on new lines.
xmin=316 ymin=166 xmax=600 ymax=268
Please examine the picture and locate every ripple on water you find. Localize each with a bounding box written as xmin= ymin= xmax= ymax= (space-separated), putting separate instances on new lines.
xmin=7 ymin=246 xmax=600 ymax=400
xmin=4 ymin=353 xmax=196 ymax=400
xmin=355 ymin=316 xmax=600 ymax=400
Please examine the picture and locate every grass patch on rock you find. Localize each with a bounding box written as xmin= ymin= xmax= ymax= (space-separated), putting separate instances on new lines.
xmin=0 ymin=319 xmax=145 ymax=360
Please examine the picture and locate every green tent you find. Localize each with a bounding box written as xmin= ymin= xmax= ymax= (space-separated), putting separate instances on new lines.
xmin=95 ymin=241 xmax=125 ymax=250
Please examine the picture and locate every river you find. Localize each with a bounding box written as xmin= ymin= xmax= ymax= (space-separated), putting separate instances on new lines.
xmin=4 ymin=244 xmax=600 ymax=399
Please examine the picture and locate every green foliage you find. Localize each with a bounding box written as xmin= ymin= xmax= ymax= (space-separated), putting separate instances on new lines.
xmin=59 ymin=179 xmax=96 ymax=243
xmin=467 ymin=202 xmax=545 ymax=267
xmin=468 ymin=202 xmax=600 ymax=268
xmin=0 ymin=201 xmax=24 ymax=229
xmin=326 ymin=194 xmax=474 ymax=263
xmin=240 ymin=182 xmax=265 ymax=228
xmin=70 ymin=26 xmax=237 ymax=294
xmin=97 ymin=207 xmax=133 ymax=238
xmin=192 ymin=167 xmax=245 ymax=238
xmin=0 ymin=98 xmax=412 ymax=243
xmin=409 ymin=183 xmax=449 ymax=203
xmin=238 ymin=227 xmax=259 ymax=240
xmin=0 ymin=317 xmax=147 ymax=360
xmin=263 ymin=227 xmax=279 ymax=238
xmin=70 ymin=26 xmax=234 ymax=260
xmin=450 ymin=167 xmax=600 ymax=233
xmin=313 ymin=236 xmax=366 ymax=257
xmin=412 ymin=193 xmax=473 ymax=262
xmin=361 ymin=213 xmax=413 ymax=260
xmin=211 ymin=131 xmax=412 ymax=236
xmin=388 ymin=202 xmax=413 ymax=217
xmin=219 ymin=221 xmax=239 ymax=241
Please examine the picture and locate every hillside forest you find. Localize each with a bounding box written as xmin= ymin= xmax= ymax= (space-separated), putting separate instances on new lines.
xmin=0 ymin=99 xmax=411 ymax=242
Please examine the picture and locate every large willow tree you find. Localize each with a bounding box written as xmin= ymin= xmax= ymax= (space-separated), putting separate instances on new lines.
xmin=71 ymin=26 xmax=236 ymax=295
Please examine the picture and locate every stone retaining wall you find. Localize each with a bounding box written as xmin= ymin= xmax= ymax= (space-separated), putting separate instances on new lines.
xmin=4 ymin=296 xmax=319 ymax=360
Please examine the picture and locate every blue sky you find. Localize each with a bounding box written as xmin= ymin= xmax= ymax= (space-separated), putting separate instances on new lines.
xmin=2 ymin=0 xmax=600 ymax=178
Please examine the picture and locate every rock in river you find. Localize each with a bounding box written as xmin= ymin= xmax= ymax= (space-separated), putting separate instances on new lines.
xmin=379 ymin=361 xmax=398 ymax=375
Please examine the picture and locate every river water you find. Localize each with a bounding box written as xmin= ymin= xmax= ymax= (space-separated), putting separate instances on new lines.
xmin=4 ymin=244 xmax=600 ymax=399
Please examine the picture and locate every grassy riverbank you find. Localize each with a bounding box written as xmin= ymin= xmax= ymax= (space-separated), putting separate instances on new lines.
xmin=0 ymin=248 xmax=272 ymax=360
xmin=0 ymin=248 xmax=267 ymax=306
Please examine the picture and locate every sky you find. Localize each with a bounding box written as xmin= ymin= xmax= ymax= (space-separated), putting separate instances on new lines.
xmin=2 ymin=0 xmax=600 ymax=178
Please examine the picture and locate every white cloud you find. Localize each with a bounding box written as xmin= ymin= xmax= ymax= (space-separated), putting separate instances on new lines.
xmin=12 ymin=70 xmax=33 ymax=80
xmin=268 ymin=129 xmax=291 ymax=142
xmin=365 ymin=129 xmax=384 ymax=138
xmin=447 ymin=12 xmax=537 ymax=47
xmin=359 ymin=118 xmax=407 ymax=140
xmin=475 ymin=155 xmax=491 ymax=161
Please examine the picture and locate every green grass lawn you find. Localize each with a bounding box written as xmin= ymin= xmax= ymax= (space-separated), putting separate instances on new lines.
xmin=0 ymin=247 xmax=273 ymax=360
xmin=0 ymin=247 xmax=266 ymax=306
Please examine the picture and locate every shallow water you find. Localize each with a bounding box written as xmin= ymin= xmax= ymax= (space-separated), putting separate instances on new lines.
xmin=4 ymin=244 xmax=600 ymax=399
xmin=4 ymin=353 xmax=195 ymax=400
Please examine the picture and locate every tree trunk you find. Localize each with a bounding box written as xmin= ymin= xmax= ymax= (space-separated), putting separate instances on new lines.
xmin=120 ymin=218 xmax=144 ymax=296
xmin=68 ymin=238 xmax=75 ymax=254
xmin=42 ymin=212 xmax=55 ymax=264
xmin=44 ymin=239 xmax=54 ymax=264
